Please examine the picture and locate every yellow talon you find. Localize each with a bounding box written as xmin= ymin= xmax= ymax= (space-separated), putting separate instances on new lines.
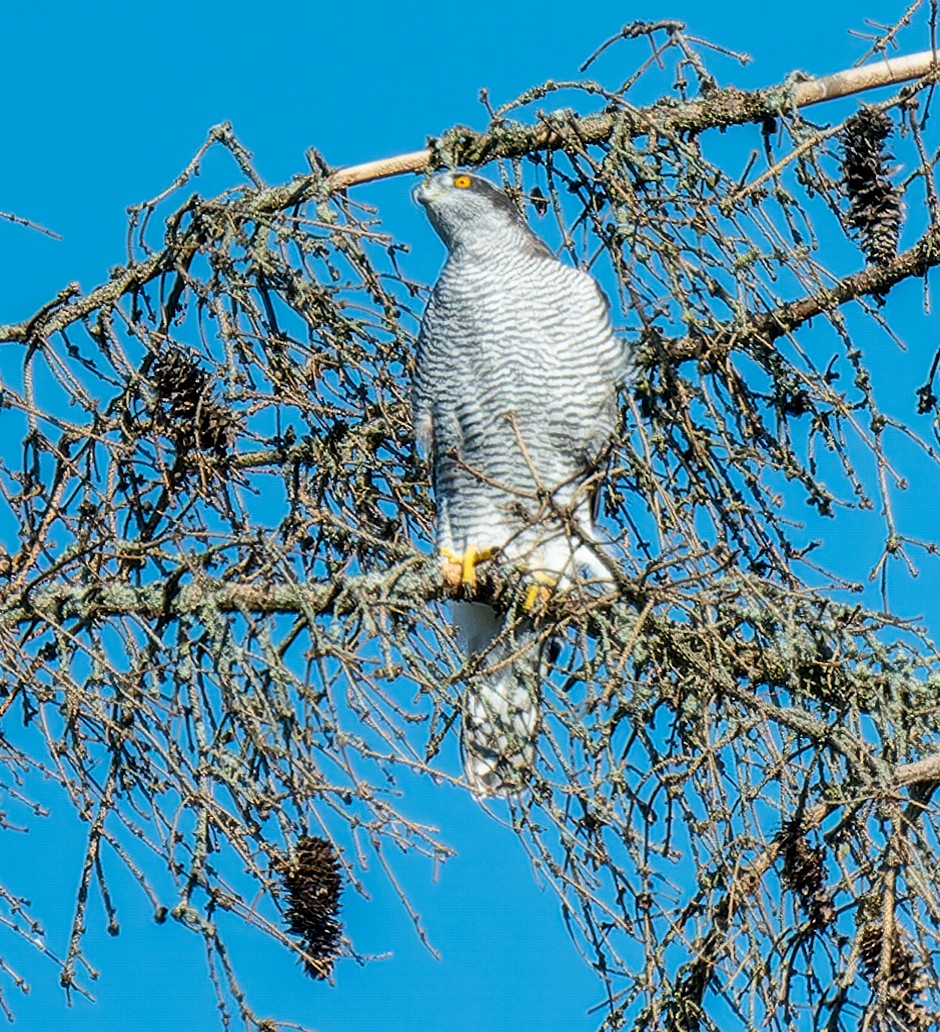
xmin=440 ymin=549 xmax=464 ymax=590
xmin=522 ymin=572 xmax=557 ymax=611
xmin=461 ymin=545 xmax=497 ymax=588
xmin=440 ymin=545 xmax=497 ymax=592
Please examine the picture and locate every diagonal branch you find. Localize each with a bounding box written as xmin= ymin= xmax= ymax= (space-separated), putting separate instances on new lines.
xmin=662 ymin=223 xmax=940 ymax=363
xmin=326 ymin=50 xmax=940 ymax=190
xmin=1 ymin=52 xmax=937 ymax=348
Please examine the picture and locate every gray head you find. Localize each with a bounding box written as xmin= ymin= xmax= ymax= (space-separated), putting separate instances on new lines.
xmin=413 ymin=172 xmax=552 ymax=259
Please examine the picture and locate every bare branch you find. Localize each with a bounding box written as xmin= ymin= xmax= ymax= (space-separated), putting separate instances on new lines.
xmin=664 ymin=223 xmax=940 ymax=362
xmin=327 ymin=50 xmax=940 ymax=190
xmin=2 ymin=51 xmax=938 ymax=346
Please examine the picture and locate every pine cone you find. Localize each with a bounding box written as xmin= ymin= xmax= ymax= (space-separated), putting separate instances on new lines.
xmin=282 ymin=836 xmax=344 ymax=980
xmin=840 ymin=107 xmax=902 ymax=266
xmin=777 ymin=819 xmax=834 ymax=929
xmin=150 ymin=346 xmax=238 ymax=477
xmin=858 ymin=921 xmax=931 ymax=1031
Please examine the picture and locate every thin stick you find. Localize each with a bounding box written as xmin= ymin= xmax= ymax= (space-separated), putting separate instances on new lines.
xmin=0 ymin=210 xmax=62 ymax=240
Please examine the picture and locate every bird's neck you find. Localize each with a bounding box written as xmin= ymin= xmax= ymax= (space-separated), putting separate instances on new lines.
xmin=444 ymin=222 xmax=548 ymax=264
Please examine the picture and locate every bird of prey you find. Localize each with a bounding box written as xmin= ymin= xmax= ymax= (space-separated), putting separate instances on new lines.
xmin=412 ymin=171 xmax=630 ymax=795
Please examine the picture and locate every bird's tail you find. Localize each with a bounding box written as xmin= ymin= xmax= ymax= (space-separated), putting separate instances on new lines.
xmin=454 ymin=601 xmax=539 ymax=797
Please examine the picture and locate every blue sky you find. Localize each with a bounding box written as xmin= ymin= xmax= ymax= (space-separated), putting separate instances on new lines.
xmin=1 ymin=2 xmax=937 ymax=1030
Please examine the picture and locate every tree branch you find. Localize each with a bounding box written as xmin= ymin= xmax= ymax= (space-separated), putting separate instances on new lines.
xmin=896 ymin=752 xmax=940 ymax=788
xmin=6 ymin=568 xmax=936 ymax=791
xmin=1 ymin=52 xmax=936 ymax=348
xmin=326 ymin=50 xmax=940 ymax=190
xmin=0 ymin=568 xmax=426 ymax=627
xmin=663 ymin=223 xmax=940 ymax=363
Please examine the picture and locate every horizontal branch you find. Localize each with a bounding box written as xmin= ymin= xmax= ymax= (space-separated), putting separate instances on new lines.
xmin=7 ymin=567 xmax=940 ymax=797
xmin=0 ymin=572 xmax=415 ymax=627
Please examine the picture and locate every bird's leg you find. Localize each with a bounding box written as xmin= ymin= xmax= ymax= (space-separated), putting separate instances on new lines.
xmin=440 ymin=545 xmax=498 ymax=592
xmin=522 ymin=571 xmax=558 ymax=611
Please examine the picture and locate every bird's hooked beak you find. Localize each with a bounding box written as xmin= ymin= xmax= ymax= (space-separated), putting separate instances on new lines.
xmin=413 ymin=177 xmax=442 ymax=206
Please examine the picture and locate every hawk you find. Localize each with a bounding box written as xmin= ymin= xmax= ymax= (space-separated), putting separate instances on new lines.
xmin=412 ymin=171 xmax=630 ymax=795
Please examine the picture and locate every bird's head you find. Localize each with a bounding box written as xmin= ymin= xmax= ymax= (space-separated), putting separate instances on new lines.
xmin=413 ymin=172 xmax=550 ymax=258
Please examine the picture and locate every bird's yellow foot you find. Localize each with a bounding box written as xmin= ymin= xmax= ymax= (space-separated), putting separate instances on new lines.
xmin=440 ymin=545 xmax=498 ymax=592
xmin=522 ymin=572 xmax=558 ymax=611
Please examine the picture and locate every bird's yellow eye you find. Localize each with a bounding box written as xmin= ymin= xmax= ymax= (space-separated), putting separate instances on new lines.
xmin=453 ymin=174 xmax=472 ymax=188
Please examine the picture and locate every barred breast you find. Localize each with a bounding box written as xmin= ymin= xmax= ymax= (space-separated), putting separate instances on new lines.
xmin=415 ymin=243 xmax=624 ymax=570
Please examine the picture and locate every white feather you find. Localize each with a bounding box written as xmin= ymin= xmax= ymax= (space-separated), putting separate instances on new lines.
xmin=454 ymin=601 xmax=539 ymax=796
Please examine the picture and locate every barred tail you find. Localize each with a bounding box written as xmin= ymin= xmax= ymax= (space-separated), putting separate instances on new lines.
xmin=454 ymin=601 xmax=539 ymax=797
